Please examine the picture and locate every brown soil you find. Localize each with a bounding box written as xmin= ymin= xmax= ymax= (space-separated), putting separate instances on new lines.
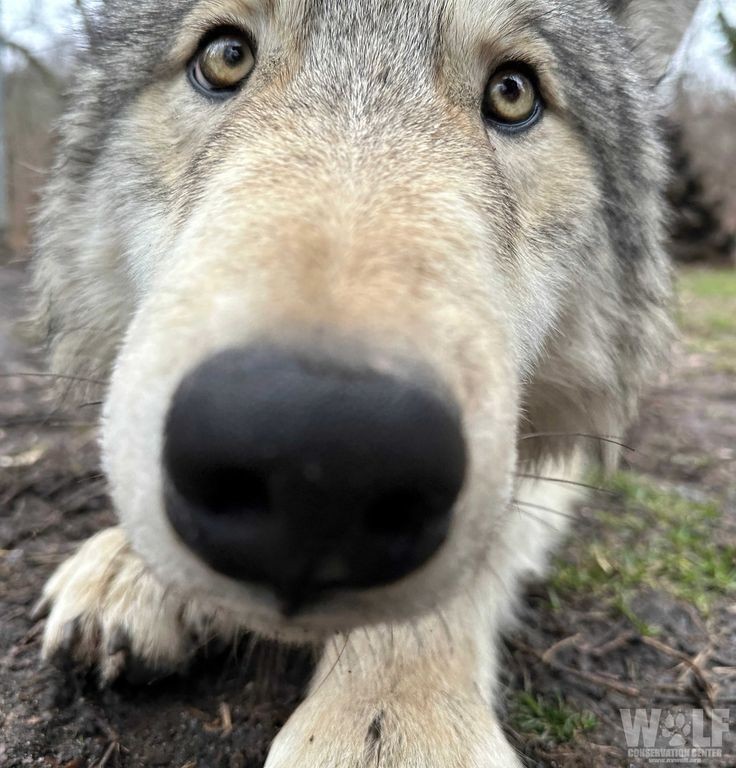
xmin=1 ymin=261 xmax=735 ymax=767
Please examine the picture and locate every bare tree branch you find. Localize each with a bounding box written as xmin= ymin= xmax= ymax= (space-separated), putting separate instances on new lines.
xmin=74 ymin=0 xmax=95 ymax=42
xmin=718 ymin=8 xmax=736 ymax=69
xmin=0 ymin=36 xmax=63 ymax=92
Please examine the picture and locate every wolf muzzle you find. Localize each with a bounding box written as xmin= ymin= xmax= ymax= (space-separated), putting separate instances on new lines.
xmin=162 ymin=341 xmax=467 ymax=612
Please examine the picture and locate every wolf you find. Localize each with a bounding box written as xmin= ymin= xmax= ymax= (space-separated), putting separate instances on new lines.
xmin=31 ymin=0 xmax=697 ymax=764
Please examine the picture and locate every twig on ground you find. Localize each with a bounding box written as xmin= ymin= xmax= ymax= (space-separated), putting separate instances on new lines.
xmin=541 ymin=633 xmax=582 ymax=664
xmin=219 ymin=702 xmax=233 ymax=737
xmin=94 ymin=741 xmax=119 ymax=768
xmin=585 ymin=632 xmax=638 ymax=657
xmin=641 ymin=636 xmax=717 ymax=706
xmin=512 ymin=639 xmax=641 ymax=697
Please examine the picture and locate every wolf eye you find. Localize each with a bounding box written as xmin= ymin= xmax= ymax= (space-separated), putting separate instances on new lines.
xmin=483 ymin=66 xmax=542 ymax=132
xmin=189 ymin=31 xmax=255 ymax=97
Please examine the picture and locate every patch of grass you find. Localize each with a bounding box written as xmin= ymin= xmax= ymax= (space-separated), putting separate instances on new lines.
xmin=678 ymin=268 xmax=736 ymax=300
xmin=677 ymin=267 xmax=736 ymax=371
xmin=511 ymin=692 xmax=597 ymax=744
xmin=550 ymin=471 xmax=736 ymax=617
xmin=613 ymin=594 xmax=660 ymax=637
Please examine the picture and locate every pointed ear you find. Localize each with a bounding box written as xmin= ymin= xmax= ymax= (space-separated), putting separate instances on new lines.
xmin=608 ymin=0 xmax=699 ymax=81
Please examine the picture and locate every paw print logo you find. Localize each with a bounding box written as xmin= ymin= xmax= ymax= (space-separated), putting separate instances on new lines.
xmin=661 ymin=712 xmax=691 ymax=747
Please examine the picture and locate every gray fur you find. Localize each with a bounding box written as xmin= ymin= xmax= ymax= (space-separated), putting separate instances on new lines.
xmin=32 ymin=2 xmax=698 ymax=764
xmin=34 ymin=0 xmax=687 ymax=428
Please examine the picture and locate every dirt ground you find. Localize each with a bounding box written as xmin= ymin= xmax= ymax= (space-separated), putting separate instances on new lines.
xmin=1 ymin=260 xmax=735 ymax=768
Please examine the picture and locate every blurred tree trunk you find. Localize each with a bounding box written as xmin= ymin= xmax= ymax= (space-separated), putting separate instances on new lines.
xmin=667 ymin=6 xmax=736 ymax=266
xmin=667 ymin=56 xmax=736 ymax=266
xmin=667 ymin=123 xmax=736 ymax=265
xmin=718 ymin=10 xmax=736 ymax=68
xmin=4 ymin=64 xmax=64 ymax=257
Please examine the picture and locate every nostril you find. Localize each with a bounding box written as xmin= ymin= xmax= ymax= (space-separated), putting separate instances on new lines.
xmin=181 ymin=467 xmax=271 ymax=517
xmin=364 ymin=490 xmax=437 ymax=537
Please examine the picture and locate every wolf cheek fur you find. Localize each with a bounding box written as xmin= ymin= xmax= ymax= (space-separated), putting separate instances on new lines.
xmin=32 ymin=1 xmax=697 ymax=765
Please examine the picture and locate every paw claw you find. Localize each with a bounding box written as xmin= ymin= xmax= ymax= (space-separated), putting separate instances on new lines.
xmin=59 ymin=618 xmax=81 ymax=654
xmin=45 ymin=618 xmax=86 ymax=676
xmin=31 ymin=596 xmax=50 ymax=621
xmin=99 ymin=648 xmax=128 ymax=687
xmin=38 ymin=527 xmax=199 ymax=686
xmin=106 ymin=627 xmax=130 ymax=656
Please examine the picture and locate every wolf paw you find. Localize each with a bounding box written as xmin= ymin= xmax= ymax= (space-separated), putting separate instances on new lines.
xmin=36 ymin=527 xmax=207 ymax=685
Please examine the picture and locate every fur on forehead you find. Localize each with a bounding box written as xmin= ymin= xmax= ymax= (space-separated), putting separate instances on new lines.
xmin=34 ymin=0 xmax=681 ymax=463
xmin=80 ymin=0 xmax=696 ymax=99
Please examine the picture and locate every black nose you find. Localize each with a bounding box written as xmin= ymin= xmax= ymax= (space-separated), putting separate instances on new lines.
xmin=163 ymin=344 xmax=466 ymax=611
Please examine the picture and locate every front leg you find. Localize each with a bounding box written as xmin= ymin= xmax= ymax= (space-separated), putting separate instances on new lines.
xmin=266 ymin=590 xmax=522 ymax=768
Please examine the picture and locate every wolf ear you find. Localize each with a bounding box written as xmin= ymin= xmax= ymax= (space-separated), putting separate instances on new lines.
xmin=608 ymin=0 xmax=699 ymax=80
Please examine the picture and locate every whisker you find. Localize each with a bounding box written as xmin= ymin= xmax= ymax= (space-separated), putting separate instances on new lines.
xmin=515 ymin=473 xmax=617 ymax=496
xmin=512 ymin=503 xmax=560 ymax=532
xmin=436 ymin=606 xmax=454 ymax=650
xmin=0 ymin=416 xmax=96 ymax=429
xmin=0 ymin=372 xmax=106 ymax=386
xmin=512 ymin=498 xmax=578 ymax=522
xmin=519 ymin=432 xmax=635 ymax=452
xmin=0 ymin=395 xmax=105 ymax=430
xmin=310 ymin=633 xmax=350 ymax=696
xmin=235 ymin=631 xmax=259 ymax=675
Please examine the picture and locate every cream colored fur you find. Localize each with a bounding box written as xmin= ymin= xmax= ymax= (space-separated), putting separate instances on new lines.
xmin=33 ymin=0 xmax=697 ymax=765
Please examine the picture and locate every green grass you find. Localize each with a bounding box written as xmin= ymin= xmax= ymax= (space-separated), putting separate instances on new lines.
xmin=511 ymin=692 xmax=597 ymax=744
xmin=549 ymin=471 xmax=736 ymax=618
xmin=545 ymin=268 xmax=736 ymax=628
xmin=678 ymin=268 xmax=736 ymax=300
xmin=677 ymin=267 xmax=736 ymax=370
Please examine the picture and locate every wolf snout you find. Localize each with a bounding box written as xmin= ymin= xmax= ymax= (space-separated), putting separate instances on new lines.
xmin=162 ymin=342 xmax=467 ymax=610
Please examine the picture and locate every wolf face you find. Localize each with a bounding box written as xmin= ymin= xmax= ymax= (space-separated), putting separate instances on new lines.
xmin=34 ymin=0 xmax=692 ymax=640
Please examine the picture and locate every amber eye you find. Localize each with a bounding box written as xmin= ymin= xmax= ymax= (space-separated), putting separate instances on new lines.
xmin=483 ymin=66 xmax=542 ymax=132
xmin=189 ymin=31 xmax=255 ymax=97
